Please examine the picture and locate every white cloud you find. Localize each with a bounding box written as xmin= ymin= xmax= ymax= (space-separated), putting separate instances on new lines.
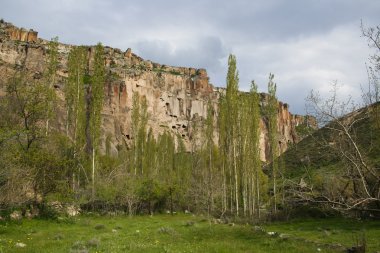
xmin=232 ymin=23 xmax=372 ymax=114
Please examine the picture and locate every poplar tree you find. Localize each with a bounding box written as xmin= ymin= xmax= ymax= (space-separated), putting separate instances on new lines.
xmin=65 ymin=46 xmax=87 ymax=190
xmin=249 ymin=81 xmax=265 ymax=219
xmin=65 ymin=46 xmax=87 ymax=146
xmin=219 ymin=54 xmax=240 ymax=216
xmin=131 ymin=92 xmax=140 ymax=175
xmin=218 ymin=95 xmax=228 ymax=212
xmin=90 ymin=43 xmax=105 ymax=200
xmin=131 ymin=92 xmax=148 ymax=175
xmin=266 ymin=73 xmax=279 ymax=214
xmin=205 ymin=100 xmax=215 ymax=214
xmin=45 ymin=37 xmax=59 ymax=136
xmin=239 ymin=93 xmax=248 ymax=216
xmin=226 ymin=54 xmax=239 ymax=216
xmin=143 ymin=128 xmax=156 ymax=177
xmin=138 ymin=96 xmax=148 ymax=175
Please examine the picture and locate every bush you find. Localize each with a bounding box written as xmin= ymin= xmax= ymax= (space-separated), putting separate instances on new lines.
xmin=37 ymin=203 xmax=59 ymax=219
xmin=137 ymin=179 xmax=168 ymax=214
xmin=288 ymin=205 xmax=340 ymax=219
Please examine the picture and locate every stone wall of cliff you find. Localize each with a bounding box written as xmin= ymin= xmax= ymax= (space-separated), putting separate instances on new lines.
xmin=0 ymin=20 xmax=316 ymax=161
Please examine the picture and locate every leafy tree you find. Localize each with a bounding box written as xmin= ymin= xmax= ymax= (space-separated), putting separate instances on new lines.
xmin=65 ymin=46 xmax=87 ymax=148
xmin=4 ymin=71 xmax=53 ymax=151
xmin=131 ymin=91 xmax=140 ymax=175
xmin=131 ymin=92 xmax=148 ymax=175
xmin=266 ymin=73 xmax=279 ymax=214
xmin=143 ymin=128 xmax=157 ymax=177
xmin=89 ymin=43 xmax=106 ymax=200
xmin=204 ymin=100 xmax=215 ymax=214
xmin=65 ymin=46 xmax=88 ymax=192
xmin=223 ymin=54 xmax=240 ymax=216
xmin=248 ymin=81 xmax=267 ymax=219
xmin=0 ymin=70 xmax=59 ymax=204
xmin=44 ymin=37 xmax=59 ymax=136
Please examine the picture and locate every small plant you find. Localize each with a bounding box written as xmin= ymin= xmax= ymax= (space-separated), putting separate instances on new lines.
xmin=184 ymin=221 xmax=195 ymax=227
xmin=87 ymin=238 xmax=100 ymax=248
xmin=57 ymin=216 xmax=76 ymax=224
xmin=347 ymin=233 xmax=366 ymax=253
xmin=169 ymin=70 xmax=181 ymax=76
xmin=94 ymin=224 xmax=105 ymax=230
xmin=158 ymin=227 xmax=175 ymax=235
xmin=53 ymin=233 xmax=64 ymax=240
xmin=70 ymin=241 xmax=87 ymax=252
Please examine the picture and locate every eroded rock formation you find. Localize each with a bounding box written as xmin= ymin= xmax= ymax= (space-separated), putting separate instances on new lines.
xmin=0 ymin=20 xmax=315 ymax=161
xmin=2 ymin=20 xmax=38 ymax=43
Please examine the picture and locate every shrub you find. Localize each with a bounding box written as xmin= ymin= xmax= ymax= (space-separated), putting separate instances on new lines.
xmin=37 ymin=203 xmax=59 ymax=220
xmin=137 ymin=179 xmax=168 ymax=214
xmin=288 ymin=205 xmax=340 ymax=219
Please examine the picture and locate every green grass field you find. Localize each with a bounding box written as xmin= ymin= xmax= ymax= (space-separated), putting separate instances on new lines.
xmin=0 ymin=214 xmax=379 ymax=253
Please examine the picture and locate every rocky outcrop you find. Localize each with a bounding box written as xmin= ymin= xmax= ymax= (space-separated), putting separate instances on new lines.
xmin=1 ymin=20 xmax=38 ymax=43
xmin=258 ymin=93 xmax=317 ymax=160
xmin=0 ymin=21 xmax=316 ymax=161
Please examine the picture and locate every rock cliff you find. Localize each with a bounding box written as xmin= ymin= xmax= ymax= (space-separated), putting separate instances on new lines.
xmin=0 ymin=20 xmax=316 ymax=161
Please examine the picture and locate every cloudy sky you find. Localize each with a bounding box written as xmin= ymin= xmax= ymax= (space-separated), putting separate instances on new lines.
xmin=1 ymin=0 xmax=379 ymax=114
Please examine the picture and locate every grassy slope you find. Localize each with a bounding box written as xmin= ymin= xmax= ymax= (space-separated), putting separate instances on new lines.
xmin=282 ymin=103 xmax=380 ymax=180
xmin=1 ymin=215 xmax=379 ymax=253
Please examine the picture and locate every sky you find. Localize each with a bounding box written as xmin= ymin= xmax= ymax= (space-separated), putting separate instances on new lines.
xmin=1 ymin=0 xmax=379 ymax=114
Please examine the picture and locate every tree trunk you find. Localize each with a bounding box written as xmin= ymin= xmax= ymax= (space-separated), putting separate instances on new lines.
xmin=233 ymin=142 xmax=239 ymax=216
xmin=92 ymin=147 xmax=95 ymax=202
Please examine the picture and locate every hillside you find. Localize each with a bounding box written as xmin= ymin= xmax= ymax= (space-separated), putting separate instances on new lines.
xmin=282 ymin=102 xmax=380 ymax=177
xmin=279 ymin=102 xmax=380 ymax=213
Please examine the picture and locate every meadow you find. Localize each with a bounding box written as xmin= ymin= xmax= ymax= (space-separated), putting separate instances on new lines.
xmin=0 ymin=214 xmax=379 ymax=253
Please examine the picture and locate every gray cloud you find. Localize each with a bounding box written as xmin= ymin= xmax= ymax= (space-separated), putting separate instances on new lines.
xmin=132 ymin=36 xmax=228 ymax=85
xmin=1 ymin=0 xmax=379 ymax=114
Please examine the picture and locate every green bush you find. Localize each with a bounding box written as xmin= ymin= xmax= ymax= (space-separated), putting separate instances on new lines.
xmin=137 ymin=179 xmax=168 ymax=213
xmin=37 ymin=203 xmax=59 ymax=220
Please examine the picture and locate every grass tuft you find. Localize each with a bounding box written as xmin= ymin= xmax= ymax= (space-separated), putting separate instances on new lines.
xmin=87 ymin=238 xmax=100 ymax=248
xmin=94 ymin=224 xmax=105 ymax=230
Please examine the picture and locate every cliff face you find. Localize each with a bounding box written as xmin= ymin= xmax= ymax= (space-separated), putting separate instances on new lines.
xmin=0 ymin=20 xmax=315 ymax=161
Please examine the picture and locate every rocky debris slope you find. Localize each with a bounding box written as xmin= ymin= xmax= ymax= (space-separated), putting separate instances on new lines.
xmin=0 ymin=20 xmax=316 ymax=161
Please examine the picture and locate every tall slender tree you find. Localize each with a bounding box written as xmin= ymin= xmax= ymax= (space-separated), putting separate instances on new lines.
xmin=266 ymin=73 xmax=279 ymax=214
xmin=219 ymin=54 xmax=240 ymax=216
xmin=249 ymin=81 xmax=265 ymax=219
xmin=44 ymin=37 xmax=59 ymax=136
xmin=65 ymin=46 xmax=88 ymax=190
xmin=218 ymin=95 xmax=228 ymax=213
xmin=89 ymin=43 xmax=105 ymax=200
xmin=131 ymin=92 xmax=148 ymax=175
xmin=205 ymin=100 xmax=215 ymax=214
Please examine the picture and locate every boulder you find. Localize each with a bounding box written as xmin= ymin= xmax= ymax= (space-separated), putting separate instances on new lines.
xmin=10 ymin=210 xmax=22 ymax=220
